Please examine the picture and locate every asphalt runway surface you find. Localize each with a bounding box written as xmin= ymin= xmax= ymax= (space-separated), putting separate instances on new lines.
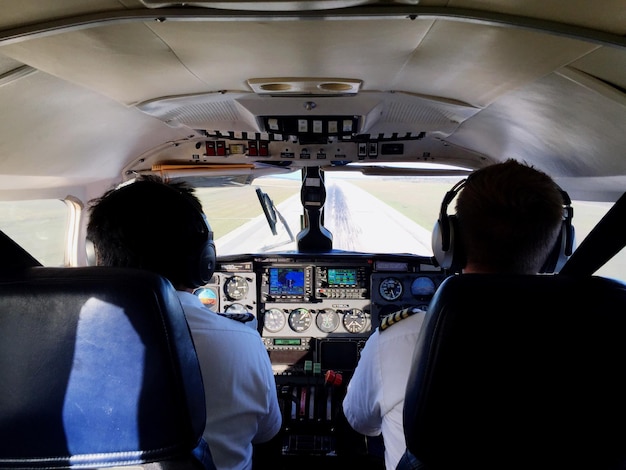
xmin=216 ymin=181 xmax=432 ymax=256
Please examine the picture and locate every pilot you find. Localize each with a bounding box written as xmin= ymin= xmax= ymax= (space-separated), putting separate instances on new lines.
xmin=87 ymin=175 xmax=282 ymax=470
xmin=342 ymin=159 xmax=569 ymax=469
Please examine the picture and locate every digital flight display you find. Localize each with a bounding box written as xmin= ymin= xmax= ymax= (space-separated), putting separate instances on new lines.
xmin=327 ymin=268 xmax=357 ymax=286
xmin=269 ymin=267 xmax=305 ymax=296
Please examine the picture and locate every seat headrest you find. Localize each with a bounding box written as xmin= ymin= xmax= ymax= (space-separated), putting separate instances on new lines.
xmin=403 ymin=274 xmax=626 ymax=469
xmin=0 ymin=267 xmax=207 ymax=468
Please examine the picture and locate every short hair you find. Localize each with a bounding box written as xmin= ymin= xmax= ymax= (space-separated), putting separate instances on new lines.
xmin=87 ymin=175 xmax=207 ymax=288
xmin=456 ymin=159 xmax=565 ymax=273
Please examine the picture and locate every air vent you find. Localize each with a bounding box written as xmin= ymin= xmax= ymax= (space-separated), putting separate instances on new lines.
xmin=139 ymin=1 xmax=377 ymax=11
xmin=248 ymin=78 xmax=362 ymax=96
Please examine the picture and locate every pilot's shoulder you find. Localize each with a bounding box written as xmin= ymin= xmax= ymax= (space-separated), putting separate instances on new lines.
xmin=380 ymin=307 xmax=426 ymax=332
xmin=217 ymin=312 xmax=255 ymax=324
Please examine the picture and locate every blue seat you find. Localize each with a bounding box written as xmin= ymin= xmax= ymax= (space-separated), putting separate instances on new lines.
xmin=0 ymin=266 xmax=214 ymax=469
xmin=399 ymin=274 xmax=626 ymax=470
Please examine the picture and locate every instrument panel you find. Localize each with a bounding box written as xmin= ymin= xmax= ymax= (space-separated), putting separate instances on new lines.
xmin=259 ymin=264 xmax=372 ymax=340
xmin=199 ymin=253 xmax=446 ymax=371
xmin=197 ymin=252 xmax=445 ymax=463
xmin=194 ymin=261 xmax=258 ymax=317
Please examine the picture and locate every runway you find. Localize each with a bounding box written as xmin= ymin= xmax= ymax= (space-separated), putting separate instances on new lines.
xmin=215 ymin=181 xmax=433 ymax=256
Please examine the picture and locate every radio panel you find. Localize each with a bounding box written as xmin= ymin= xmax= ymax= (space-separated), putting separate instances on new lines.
xmin=315 ymin=266 xmax=369 ymax=300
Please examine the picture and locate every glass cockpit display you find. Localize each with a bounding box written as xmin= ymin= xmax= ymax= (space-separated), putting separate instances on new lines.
xmin=327 ymin=268 xmax=357 ymax=286
xmin=269 ymin=267 xmax=305 ymax=296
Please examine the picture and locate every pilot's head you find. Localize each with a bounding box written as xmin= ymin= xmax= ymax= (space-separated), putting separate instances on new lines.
xmin=87 ymin=175 xmax=215 ymax=289
xmin=457 ymin=159 xmax=567 ymax=273
xmin=433 ymin=159 xmax=570 ymax=274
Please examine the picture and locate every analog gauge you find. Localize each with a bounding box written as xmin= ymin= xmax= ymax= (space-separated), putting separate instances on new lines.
xmin=263 ymin=308 xmax=286 ymax=333
xmin=379 ymin=277 xmax=403 ymax=301
xmin=193 ymin=286 xmax=218 ymax=310
xmin=288 ymin=308 xmax=312 ymax=332
xmin=342 ymin=308 xmax=368 ymax=334
xmin=411 ymin=276 xmax=437 ymax=298
xmin=316 ymin=308 xmax=340 ymax=333
xmin=224 ymin=303 xmax=247 ymax=314
xmin=224 ymin=275 xmax=248 ymax=301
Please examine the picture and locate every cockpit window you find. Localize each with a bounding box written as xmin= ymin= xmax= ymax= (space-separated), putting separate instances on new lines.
xmin=0 ymin=182 xmax=622 ymax=281
xmin=197 ymin=172 xmax=626 ymax=279
xmin=196 ymin=174 xmax=458 ymax=257
xmin=197 ymin=174 xmax=626 ymax=282
xmin=0 ymin=199 xmax=68 ymax=267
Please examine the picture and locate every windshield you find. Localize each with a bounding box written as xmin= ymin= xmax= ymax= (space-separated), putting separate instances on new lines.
xmin=196 ymin=173 xmax=457 ymax=257
xmin=196 ymin=172 xmax=626 ymax=281
xmin=0 ymin=172 xmax=623 ymax=282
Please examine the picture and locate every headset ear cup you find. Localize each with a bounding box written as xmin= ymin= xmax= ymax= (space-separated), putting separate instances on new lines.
xmin=86 ymin=238 xmax=97 ymax=266
xmin=191 ymin=238 xmax=216 ymax=287
xmin=432 ymin=179 xmax=467 ymax=272
xmin=432 ymin=214 xmax=461 ymax=271
xmin=186 ymin=214 xmax=217 ymax=288
xmin=432 ymin=218 xmax=447 ymax=268
xmin=540 ymin=221 xmax=576 ymax=273
xmin=540 ymin=192 xmax=575 ymax=273
xmin=188 ymin=210 xmax=217 ymax=287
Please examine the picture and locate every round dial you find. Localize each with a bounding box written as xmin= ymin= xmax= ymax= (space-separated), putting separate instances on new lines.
xmin=224 ymin=275 xmax=249 ymax=301
xmin=379 ymin=277 xmax=403 ymax=301
xmin=342 ymin=308 xmax=368 ymax=334
xmin=224 ymin=302 xmax=247 ymax=313
xmin=193 ymin=286 xmax=218 ymax=309
xmin=316 ymin=308 xmax=340 ymax=333
xmin=288 ymin=308 xmax=312 ymax=332
xmin=263 ymin=308 xmax=286 ymax=333
xmin=411 ymin=276 xmax=437 ymax=298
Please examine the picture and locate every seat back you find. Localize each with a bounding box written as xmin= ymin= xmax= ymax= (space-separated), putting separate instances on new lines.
xmin=0 ymin=266 xmax=211 ymax=469
xmin=401 ymin=274 xmax=626 ymax=470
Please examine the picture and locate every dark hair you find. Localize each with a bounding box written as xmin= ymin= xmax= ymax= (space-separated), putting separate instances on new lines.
xmin=456 ymin=159 xmax=565 ymax=273
xmin=87 ymin=175 xmax=207 ymax=288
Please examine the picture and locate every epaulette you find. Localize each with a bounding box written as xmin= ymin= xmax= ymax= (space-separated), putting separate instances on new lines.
xmin=380 ymin=307 xmax=425 ymax=331
xmin=218 ymin=312 xmax=255 ymax=323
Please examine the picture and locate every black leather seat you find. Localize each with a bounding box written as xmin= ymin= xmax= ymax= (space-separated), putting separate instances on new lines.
xmin=399 ymin=274 xmax=626 ymax=470
xmin=0 ymin=266 xmax=214 ymax=470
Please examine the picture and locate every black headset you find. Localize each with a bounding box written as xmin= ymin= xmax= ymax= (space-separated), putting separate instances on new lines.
xmin=431 ymin=179 xmax=466 ymax=272
xmin=189 ymin=212 xmax=217 ymax=288
xmin=171 ymin=189 xmax=216 ymax=288
xmin=432 ymin=178 xmax=575 ymax=273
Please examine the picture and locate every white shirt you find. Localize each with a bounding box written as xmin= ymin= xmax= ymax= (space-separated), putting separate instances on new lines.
xmin=342 ymin=310 xmax=425 ymax=470
xmin=177 ymin=291 xmax=282 ymax=470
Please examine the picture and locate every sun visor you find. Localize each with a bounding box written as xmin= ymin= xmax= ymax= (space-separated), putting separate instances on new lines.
xmin=135 ymin=162 xmax=296 ymax=186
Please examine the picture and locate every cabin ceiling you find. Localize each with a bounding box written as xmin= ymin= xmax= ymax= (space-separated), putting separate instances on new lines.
xmin=0 ymin=8 xmax=611 ymax=108
xmin=0 ymin=1 xmax=625 ymax=201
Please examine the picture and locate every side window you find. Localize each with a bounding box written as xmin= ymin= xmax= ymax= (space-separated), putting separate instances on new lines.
xmin=571 ymin=200 xmax=626 ymax=282
xmin=0 ymin=199 xmax=69 ymax=267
